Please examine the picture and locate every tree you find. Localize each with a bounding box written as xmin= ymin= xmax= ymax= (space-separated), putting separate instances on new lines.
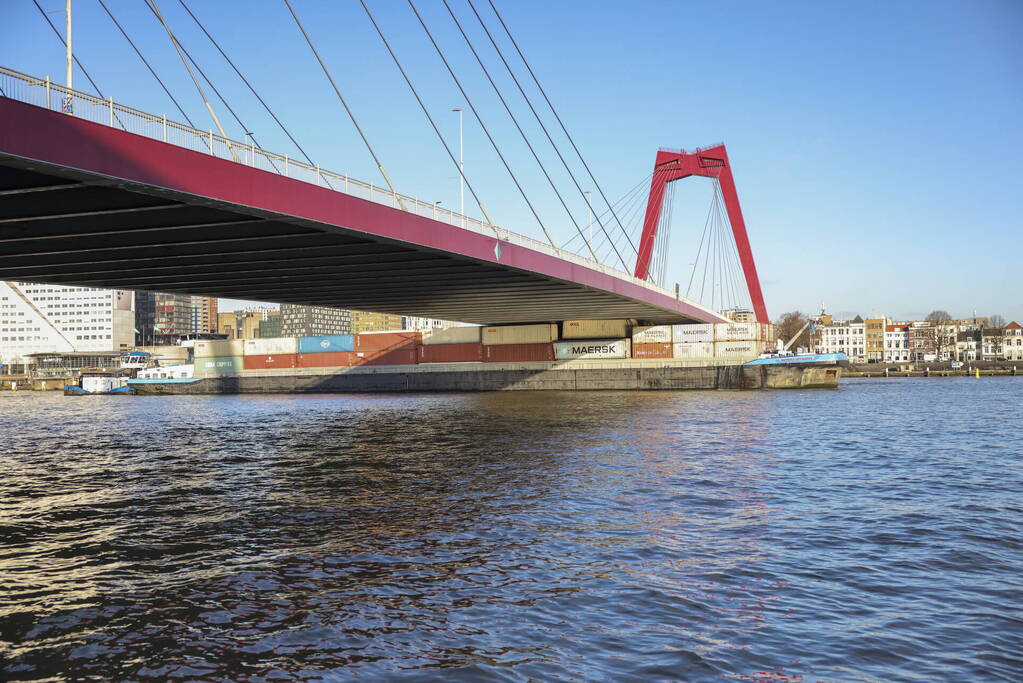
xmin=774 ymin=311 xmax=814 ymax=349
xmin=989 ymin=314 xmax=1006 ymax=328
xmin=925 ymin=310 xmax=953 ymax=361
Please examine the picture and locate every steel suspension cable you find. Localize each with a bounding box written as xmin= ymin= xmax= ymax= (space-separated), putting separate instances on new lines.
xmin=407 ymin=0 xmax=556 ymax=247
xmin=357 ymin=0 xmax=494 ymax=227
xmin=442 ymin=0 xmax=600 ymax=262
xmin=486 ymin=0 xmax=634 ymax=255
xmin=96 ymin=0 xmax=195 ymax=127
xmin=177 ymin=0 xmax=318 ymax=170
xmin=561 ymin=171 xmax=650 ymax=250
xmin=282 ymin=0 xmax=403 ymax=204
xmin=466 ymin=0 xmax=634 ymax=262
xmin=686 ymin=181 xmax=717 ymax=299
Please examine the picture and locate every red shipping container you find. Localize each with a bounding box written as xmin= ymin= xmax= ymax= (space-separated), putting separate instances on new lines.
xmin=418 ymin=343 xmax=483 ymax=363
xmin=352 ymin=349 xmax=418 ymax=366
xmin=243 ymin=353 xmax=298 ymax=370
xmin=484 ymin=343 xmax=555 ymax=362
xmin=355 ymin=332 xmax=421 ymax=352
xmin=297 ymin=352 xmax=354 ymax=368
xmin=631 ymin=343 xmax=673 ymax=359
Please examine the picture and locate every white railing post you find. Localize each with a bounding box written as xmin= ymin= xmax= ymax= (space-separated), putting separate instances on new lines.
xmin=315 ymin=165 xmax=320 ymax=186
xmin=209 ymin=129 xmax=213 ymax=155
xmin=45 ymin=75 xmax=51 ymax=109
xmin=108 ymin=97 xmax=114 ymax=126
xmin=162 ymin=114 xmax=167 ymax=142
xmin=344 ymin=175 xmax=349 ymax=193
xmin=284 ymin=154 xmax=289 ymax=177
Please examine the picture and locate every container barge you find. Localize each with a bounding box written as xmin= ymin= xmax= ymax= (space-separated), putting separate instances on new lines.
xmin=127 ymin=321 xmax=843 ymax=395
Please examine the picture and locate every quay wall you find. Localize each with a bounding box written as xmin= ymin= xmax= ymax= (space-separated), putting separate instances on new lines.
xmin=131 ymin=362 xmax=838 ymax=395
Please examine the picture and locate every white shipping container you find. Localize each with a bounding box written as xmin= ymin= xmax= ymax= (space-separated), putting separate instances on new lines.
xmin=553 ymin=338 xmax=630 ymax=360
xmin=561 ymin=319 xmax=629 ymax=339
xmin=632 ymin=325 xmax=673 ymax=344
xmin=672 ymin=342 xmax=715 ymax=359
xmin=243 ymin=337 xmax=299 ymax=356
xmin=422 ymin=326 xmax=481 ymax=345
xmin=672 ymin=323 xmax=715 ymax=343
xmin=714 ymin=322 xmax=761 ymax=342
xmin=194 ymin=339 xmax=245 ymax=358
xmin=713 ymin=340 xmax=765 ymax=360
xmin=482 ymin=323 xmax=558 ymax=345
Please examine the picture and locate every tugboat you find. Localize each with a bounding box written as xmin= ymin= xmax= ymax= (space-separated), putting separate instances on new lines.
xmin=64 ymin=369 xmax=134 ymax=395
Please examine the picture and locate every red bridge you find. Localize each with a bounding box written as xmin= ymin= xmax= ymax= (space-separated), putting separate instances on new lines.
xmin=0 ymin=67 xmax=766 ymax=325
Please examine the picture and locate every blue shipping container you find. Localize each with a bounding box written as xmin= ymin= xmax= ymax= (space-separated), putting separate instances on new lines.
xmin=298 ymin=334 xmax=355 ymax=353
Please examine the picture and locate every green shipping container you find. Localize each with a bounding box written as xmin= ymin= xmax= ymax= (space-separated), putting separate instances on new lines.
xmin=195 ymin=356 xmax=243 ymax=375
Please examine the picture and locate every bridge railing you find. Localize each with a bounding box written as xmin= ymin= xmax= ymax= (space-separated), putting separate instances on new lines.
xmin=0 ymin=65 xmax=708 ymax=307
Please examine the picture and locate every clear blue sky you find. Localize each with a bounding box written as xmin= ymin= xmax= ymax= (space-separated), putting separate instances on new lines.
xmin=4 ymin=0 xmax=1020 ymax=322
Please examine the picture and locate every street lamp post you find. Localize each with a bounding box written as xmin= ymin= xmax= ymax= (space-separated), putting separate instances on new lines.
xmin=452 ymin=108 xmax=464 ymax=224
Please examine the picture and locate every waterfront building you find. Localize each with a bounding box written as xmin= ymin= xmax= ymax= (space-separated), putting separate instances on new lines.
xmin=259 ymin=310 xmax=282 ymax=339
xmin=1003 ymin=322 xmax=1023 ymax=361
xmin=864 ymin=317 xmax=887 ymax=363
xmin=135 ymin=292 xmax=193 ymax=345
xmin=818 ymin=316 xmax=866 ymax=362
xmin=908 ymin=322 xmax=936 ymax=362
xmin=282 ymin=304 xmax=352 ymax=336
xmin=722 ymin=308 xmax=756 ymax=323
xmin=0 ymin=281 xmax=135 ymax=369
xmin=955 ymin=331 xmax=980 ymax=362
xmin=980 ymin=328 xmax=1004 ymax=361
xmin=190 ymin=296 xmax=218 ymax=334
xmin=884 ymin=324 xmax=911 ymax=363
xmin=217 ymin=312 xmax=238 ymax=340
xmin=402 ymin=316 xmax=461 ymax=331
xmin=350 ymin=310 xmax=402 ymax=334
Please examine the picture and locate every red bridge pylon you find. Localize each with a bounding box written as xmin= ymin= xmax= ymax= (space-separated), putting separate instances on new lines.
xmin=634 ymin=144 xmax=768 ymax=324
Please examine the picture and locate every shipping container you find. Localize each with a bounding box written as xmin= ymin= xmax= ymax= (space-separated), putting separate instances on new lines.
xmin=194 ymin=355 xmax=243 ymax=374
xmin=422 ymin=326 xmax=481 ymax=345
xmin=672 ymin=342 xmax=716 ymax=359
xmin=194 ymin=339 xmax=245 ymax=358
xmin=481 ymin=323 xmax=558 ymax=345
xmin=298 ymin=334 xmax=355 ymax=354
xmin=631 ymin=342 xmax=673 ymax=359
xmin=561 ymin=319 xmax=629 ymax=339
xmin=483 ymin=342 xmax=555 ymax=362
xmin=553 ymin=338 xmax=630 ymax=360
xmin=713 ymin=340 xmax=765 ymax=360
xmin=355 ymin=331 xmax=421 ymax=352
xmin=352 ymin=349 xmax=418 ymax=366
xmin=632 ymin=325 xmax=673 ymax=344
xmin=243 ymin=337 xmax=299 ymax=356
xmin=713 ymin=322 xmax=761 ymax=342
xmin=243 ymin=353 xmax=298 ymax=370
xmin=297 ymin=351 xmax=354 ymax=368
xmin=672 ymin=323 xmax=715 ymax=343
xmin=418 ymin=342 xmax=484 ymax=363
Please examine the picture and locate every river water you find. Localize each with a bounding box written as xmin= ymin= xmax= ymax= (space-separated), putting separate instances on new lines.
xmin=1 ymin=378 xmax=1020 ymax=682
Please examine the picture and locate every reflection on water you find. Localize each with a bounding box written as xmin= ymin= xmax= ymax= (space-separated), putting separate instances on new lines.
xmin=1 ymin=380 xmax=1021 ymax=681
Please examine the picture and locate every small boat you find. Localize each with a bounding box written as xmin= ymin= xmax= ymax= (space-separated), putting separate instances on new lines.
xmin=64 ymin=371 xmax=134 ymax=396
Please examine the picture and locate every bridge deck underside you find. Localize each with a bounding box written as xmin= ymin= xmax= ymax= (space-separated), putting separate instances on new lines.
xmin=0 ymin=98 xmax=720 ymax=325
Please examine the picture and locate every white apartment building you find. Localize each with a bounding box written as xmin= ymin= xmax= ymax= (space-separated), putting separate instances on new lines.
xmin=1004 ymin=322 xmax=1023 ymax=362
xmin=884 ymin=324 xmax=911 ymax=363
xmin=0 ymin=282 xmax=135 ymax=366
xmin=818 ymin=317 xmax=867 ymax=362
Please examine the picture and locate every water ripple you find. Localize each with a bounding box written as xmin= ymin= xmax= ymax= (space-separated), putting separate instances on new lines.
xmin=1 ymin=379 xmax=1021 ymax=681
